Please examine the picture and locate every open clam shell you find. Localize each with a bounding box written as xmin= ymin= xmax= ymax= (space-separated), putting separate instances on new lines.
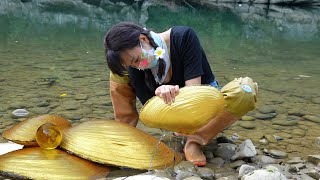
xmin=0 ymin=147 xmax=109 ymax=180
xmin=60 ymin=120 xmax=182 ymax=170
xmin=140 ymin=86 xmax=225 ymax=134
xmin=2 ymin=115 xmax=71 ymax=146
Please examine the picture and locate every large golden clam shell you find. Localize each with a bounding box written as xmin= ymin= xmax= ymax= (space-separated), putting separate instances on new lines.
xmin=60 ymin=120 xmax=182 ymax=170
xmin=0 ymin=147 xmax=109 ymax=180
xmin=2 ymin=115 xmax=71 ymax=146
xmin=139 ymin=86 xmax=224 ymax=134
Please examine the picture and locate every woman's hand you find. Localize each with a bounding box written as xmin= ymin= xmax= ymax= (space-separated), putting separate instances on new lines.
xmin=155 ymin=85 xmax=179 ymax=105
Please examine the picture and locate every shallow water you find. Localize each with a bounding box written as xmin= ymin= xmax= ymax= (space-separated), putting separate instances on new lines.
xmin=0 ymin=1 xmax=320 ymax=178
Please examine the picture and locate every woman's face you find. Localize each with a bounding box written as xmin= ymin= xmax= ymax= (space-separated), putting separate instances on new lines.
xmin=120 ymin=35 xmax=152 ymax=69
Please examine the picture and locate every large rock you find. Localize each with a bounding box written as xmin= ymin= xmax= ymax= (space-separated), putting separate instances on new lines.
xmin=231 ymin=140 xmax=257 ymax=161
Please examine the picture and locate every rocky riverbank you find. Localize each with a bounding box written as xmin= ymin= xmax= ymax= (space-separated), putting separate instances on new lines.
xmin=109 ymin=137 xmax=320 ymax=180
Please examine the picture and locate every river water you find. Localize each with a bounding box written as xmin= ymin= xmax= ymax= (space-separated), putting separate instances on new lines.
xmin=0 ymin=1 xmax=319 ymax=178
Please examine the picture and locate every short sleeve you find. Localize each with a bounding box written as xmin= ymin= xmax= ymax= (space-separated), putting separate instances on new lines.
xmin=180 ymin=28 xmax=204 ymax=81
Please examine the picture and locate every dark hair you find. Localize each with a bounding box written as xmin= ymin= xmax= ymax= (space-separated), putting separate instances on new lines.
xmin=104 ymin=22 xmax=166 ymax=91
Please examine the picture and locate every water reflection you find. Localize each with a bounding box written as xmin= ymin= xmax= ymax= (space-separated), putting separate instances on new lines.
xmin=0 ymin=0 xmax=319 ymax=168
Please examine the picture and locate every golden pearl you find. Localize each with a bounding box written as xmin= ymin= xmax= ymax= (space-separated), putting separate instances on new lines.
xmin=36 ymin=123 xmax=62 ymax=149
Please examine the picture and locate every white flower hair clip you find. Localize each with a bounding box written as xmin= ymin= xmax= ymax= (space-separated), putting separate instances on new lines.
xmin=154 ymin=47 xmax=165 ymax=60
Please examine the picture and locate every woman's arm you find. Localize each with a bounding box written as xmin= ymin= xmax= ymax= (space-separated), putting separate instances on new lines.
xmin=155 ymin=76 xmax=201 ymax=104
xmin=109 ymin=72 xmax=139 ymax=126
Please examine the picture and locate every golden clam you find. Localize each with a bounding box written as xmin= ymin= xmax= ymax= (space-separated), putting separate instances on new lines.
xmin=140 ymin=86 xmax=224 ymax=134
xmin=0 ymin=147 xmax=109 ymax=180
xmin=60 ymin=120 xmax=182 ymax=170
xmin=2 ymin=114 xmax=71 ymax=146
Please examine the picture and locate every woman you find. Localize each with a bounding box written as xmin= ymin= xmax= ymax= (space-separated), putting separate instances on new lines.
xmin=104 ymin=22 xmax=234 ymax=166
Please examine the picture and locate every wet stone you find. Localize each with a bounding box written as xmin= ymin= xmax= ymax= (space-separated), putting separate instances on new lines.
xmin=59 ymin=111 xmax=83 ymax=120
xmin=182 ymin=176 xmax=202 ymax=180
xmin=315 ymin=137 xmax=320 ymax=147
xmin=288 ymin=110 xmax=306 ymax=117
xmin=196 ymin=167 xmax=215 ymax=180
xmin=176 ymin=171 xmax=199 ymax=180
xmin=238 ymin=165 xmax=256 ymax=178
xmin=271 ymin=125 xmax=287 ymax=130
xmin=311 ymin=97 xmax=320 ymax=104
xmin=287 ymin=115 xmax=301 ymax=121
xmin=204 ymin=151 xmax=214 ymax=159
xmin=275 ymin=132 xmax=292 ymax=139
xmin=257 ymin=105 xmax=276 ymax=114
xmin=61 ymin=100 xmax=81 ymax=110
xmin=269 ymin=149 xmax=288 ymax=158
xmin=75 ymin=94 xmax=88 ymax=100
xmin=303 ymin=115 xmax=320 ymax=123
xmin=213 ymin=143 xmax=237 ymax=161
xmin=306 ymin=170 xmax=320 ymax=180
xmin=272 ymin=120 xmax=298 ymax=126
xmin=287 ymin=157 xmax=306 ymax=164
xmin=251 ymin=155 xmax=277 ymax=165
xmin=264 ymin=135 xmax=277 ymax=143
xmin=307 ymin=155 xmax=320 ymax=166
xmin=37 ymin=101 xmax=50 ymax=107
xmin=29 ymin=107 xmax=51 ymax=114
xmin=254 ymin=113 xmax=277 ymax=120
xmin=229 ymin=160 xmax=246 ymax=169
xmin=239 ymin=122 xmax=256 ymax=129
xmin=174 ymin=161 xmax=197 ymax=175
xmin=8 ymin=102 xmax=29 ymax=109
xmin=231 ymin=140 xmax=257 ymax=161
xmin=96 ymin=91 xmax=108 ymax=96
xmin=289 ymin=163 xmax=306 ymax=172
xmin=283 ymin=139 xmax=301 ymax=145
xmin=208 ymin=157 xmax=225 ymax=167
xmin=241 ymin=116 xmax=255 ymax=121
xmin=291 ymin=129 xmax=306 ymax=137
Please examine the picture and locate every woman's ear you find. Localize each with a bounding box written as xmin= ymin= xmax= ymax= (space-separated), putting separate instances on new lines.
xmin=139 ymin=34 xmax=150 ymax=44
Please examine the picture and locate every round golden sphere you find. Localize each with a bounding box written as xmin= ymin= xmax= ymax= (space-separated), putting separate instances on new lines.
xmin=36 ymin=123 xmax=62 ymax=149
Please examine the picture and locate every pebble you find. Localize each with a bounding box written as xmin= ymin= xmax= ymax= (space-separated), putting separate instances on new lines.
xmin=239 ymin=122 xmax=256 ymax=129
xmin=269 ymin=149 xmax=288 ymax=158
xmin=283 ymin=139 xmax=301 ymax=145
xmin=75 ymin=94 xmax=88 ymax=100
xmin=272 ymin=120 xmax=298 ymax=126
xmin=275 ymin=132 xmax=292 ymax=139
xmin=29 ymin=107 xmax=51 ymax=114
xmin=287 ymin=115 xmax=301 ymax=121
xmin=241 ymin=116 xmax=255 ymax=121
xmin=288 ymin=110 xmax=305 ymax=117
xmin=307 ymin=155 xmax=320 ymax=166
xmin=59 ymin=111 xmax=83 ymax=120
xmin=196 ymin=167 xmax=215 ymax=180
xmin=287 ymin=157 xmax=306 ymax=164
xmin=204 ymin=151 xmax=214 ymax=159
xmin=257 ymin=105 xmax=276 ymax=114
xmin=229 ymin=160 xmax=246 ymax=169
xmin=254 ymin=113 xmax=277 ymax=120
xmin=303 ymin=115 xmax=320 ymax=123
xmin=311 ymin=97 xmax=320 ymax=104
xmin=315 ymin=137 xmax=320 ymax=147
xmin=238 ymin=165 xmax=256 ymax=178
xmin=174 ymin=161 xmax=197 ymax=175
xmin=37 ymin=101 xmax=50 ymax=107
xmin=291 ymin=129 xmax=306 ymax=137
xmin=264 ymin=135 xmax=277 ymax=143
xmin=252 ymin=155 xmax=278 ymax=165
xmin=208 ymin=157 xmax=225 ymax=167
xmin=11 ymin=109 xmax=29 ymax=117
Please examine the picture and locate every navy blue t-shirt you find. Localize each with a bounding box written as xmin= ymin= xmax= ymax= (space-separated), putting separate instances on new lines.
xmin=128 ymin=26 xmax=215 ymax=104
